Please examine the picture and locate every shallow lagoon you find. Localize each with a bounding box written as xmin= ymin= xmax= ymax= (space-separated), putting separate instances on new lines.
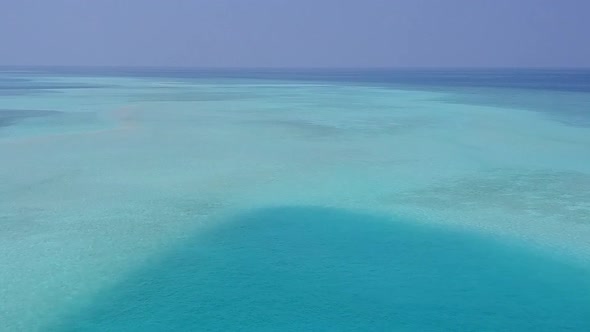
xmin=0 ymin=69 xmax=589 ymax=331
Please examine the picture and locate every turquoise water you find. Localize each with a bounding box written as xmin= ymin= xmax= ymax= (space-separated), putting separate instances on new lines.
xmin=1 ymin=69 xmax=589 ymax=331
xmin=55 ymin=207 xmax=590 ymax=331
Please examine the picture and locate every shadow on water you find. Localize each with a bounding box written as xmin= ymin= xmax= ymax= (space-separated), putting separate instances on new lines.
xmin=0 ymin=109 xmax=61 ymax=128
xmin=54 ymin=206 xmax=590 ymax=331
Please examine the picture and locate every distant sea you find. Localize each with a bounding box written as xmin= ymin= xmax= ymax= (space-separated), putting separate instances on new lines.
xmin=1 ymin=68 xmax=589 ymax=331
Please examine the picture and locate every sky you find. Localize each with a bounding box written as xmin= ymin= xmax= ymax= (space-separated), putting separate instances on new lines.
xmin=0 ymin=0 xmax=589 ymax=68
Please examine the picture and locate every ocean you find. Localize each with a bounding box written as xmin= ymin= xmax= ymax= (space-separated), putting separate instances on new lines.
xmin=1 ymin=68 xmax=589 ymax=331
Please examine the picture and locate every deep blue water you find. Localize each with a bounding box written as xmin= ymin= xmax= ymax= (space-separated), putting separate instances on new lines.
xmin=4 ymin=67 xmax=590 ymax=92
xmin=4 ymin=67 xmax=589 ymax=126
xmin=55 ymin=207 xmax=590 ymax=332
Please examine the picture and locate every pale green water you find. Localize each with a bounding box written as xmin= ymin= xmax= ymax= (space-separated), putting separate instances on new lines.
xmin=1 ymin=70 xmax=589 ymax=331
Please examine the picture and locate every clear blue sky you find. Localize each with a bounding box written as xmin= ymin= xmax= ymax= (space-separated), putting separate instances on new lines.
xmin=1 ymin=0 xmax=588 ymax=68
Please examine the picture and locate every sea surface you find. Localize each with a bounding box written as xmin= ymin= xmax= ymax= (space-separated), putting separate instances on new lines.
xmin=0 ymin=68 xmax=589 ymax=331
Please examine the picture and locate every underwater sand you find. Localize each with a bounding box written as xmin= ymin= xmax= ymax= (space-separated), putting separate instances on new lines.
xmin=0 ymin=69 xmax=589 ymax=331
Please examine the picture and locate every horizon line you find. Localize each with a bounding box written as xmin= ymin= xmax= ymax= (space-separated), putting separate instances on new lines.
xmin=1 ymin=65 xmax=590 ymax=71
